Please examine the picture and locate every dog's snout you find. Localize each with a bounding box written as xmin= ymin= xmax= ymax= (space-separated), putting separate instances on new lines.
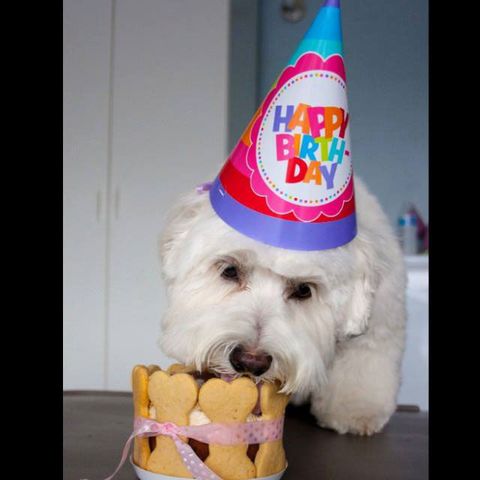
xmin=229 ymin=345 xmax=273 ymax=376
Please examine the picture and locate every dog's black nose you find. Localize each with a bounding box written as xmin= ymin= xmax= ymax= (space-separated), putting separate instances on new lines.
xmin=229 ymin=345 xmax=273 ymax=376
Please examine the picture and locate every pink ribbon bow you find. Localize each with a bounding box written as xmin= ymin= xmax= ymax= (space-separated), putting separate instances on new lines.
xmin=86 ymin=415 xmax=284 ymax=480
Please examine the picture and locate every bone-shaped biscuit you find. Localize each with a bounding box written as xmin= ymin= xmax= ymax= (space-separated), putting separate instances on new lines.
xmin=132 ymin=365 xmax=151 ymax=468
xmin=146 ymin=371 xmax=199 ymax=477
xmin=254 ymin=381 xmax=290 ymax=476
xmin=199 ymin=377 xmax=258 ymax=480
xmin=146 ymin=364 xmax=160 ymax=375
xmin=167 ymin=363 xmax=196 ymax=375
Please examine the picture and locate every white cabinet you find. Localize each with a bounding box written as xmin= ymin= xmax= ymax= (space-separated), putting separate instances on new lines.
xmin=63 ymin=0 xmax=230 ymax=390
xmin=63 ymin=0 xmax=112 ymax=390
xmin=398 ymin=255 xmax=429 ymax=410
xmin=107 ymin=0 xmax=229 ymax=389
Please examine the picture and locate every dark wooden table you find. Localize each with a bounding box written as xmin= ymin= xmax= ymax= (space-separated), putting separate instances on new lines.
xmin=64 ymin=392 xmax=428 ymax=480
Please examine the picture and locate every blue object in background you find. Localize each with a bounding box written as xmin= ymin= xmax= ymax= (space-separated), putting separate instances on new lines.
xmin=398 ymin=211 xmax=418 ymax=255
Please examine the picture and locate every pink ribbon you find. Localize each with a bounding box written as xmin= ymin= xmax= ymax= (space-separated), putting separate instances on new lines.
xmin=85 ymin=416 xmax=284 ymax=480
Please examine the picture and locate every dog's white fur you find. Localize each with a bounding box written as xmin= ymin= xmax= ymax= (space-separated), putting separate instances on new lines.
xmin=159 ymin=177 xmax=406 ymax=435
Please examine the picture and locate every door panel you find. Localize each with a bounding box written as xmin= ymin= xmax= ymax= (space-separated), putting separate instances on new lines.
xmin=107 ymin=0 xmax=230 ymax=389
xmin=63 ymin=0 xmax=112 ymax=389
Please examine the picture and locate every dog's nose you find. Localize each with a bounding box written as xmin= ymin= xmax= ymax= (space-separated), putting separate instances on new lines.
xmin=229 ymin=345 xmax=273 ymax=376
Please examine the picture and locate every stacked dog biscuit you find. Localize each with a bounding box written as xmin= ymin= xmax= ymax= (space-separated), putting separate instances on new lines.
xmin=132 ymin=364 xmax=289 ymax=479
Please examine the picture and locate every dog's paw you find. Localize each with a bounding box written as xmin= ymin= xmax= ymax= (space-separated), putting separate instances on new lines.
xmin=311 ymin=396 xmax=394 ymax=436
xmin=317 ymin=411 xmax=390 ymax=436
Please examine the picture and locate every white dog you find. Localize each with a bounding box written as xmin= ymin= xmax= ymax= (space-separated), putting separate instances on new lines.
xmin=158 ymin=177 xmax=406 ymax=436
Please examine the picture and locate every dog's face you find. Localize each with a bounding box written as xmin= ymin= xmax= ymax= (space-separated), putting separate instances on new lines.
xmin=159 ymin=188 xmax=377 ymax=397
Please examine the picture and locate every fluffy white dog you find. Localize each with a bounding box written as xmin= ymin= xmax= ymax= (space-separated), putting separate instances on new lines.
xmin=158 ymin=177 xmax=406 ymax=436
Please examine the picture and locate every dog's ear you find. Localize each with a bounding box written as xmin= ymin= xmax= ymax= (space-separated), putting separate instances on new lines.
xmin=339 ymin=242 xmax=378 ymax=340
xmin=159 ymin=191 xmax=208 ymax=282
xmin=341 ymin=272 xmax=375 ymax=339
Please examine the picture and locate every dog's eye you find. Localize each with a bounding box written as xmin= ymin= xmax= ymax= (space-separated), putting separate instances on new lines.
xmin=290 ymin=283 xmax=312 ymax=300
xmin=221 ymin=265 xmax=239 ymax=281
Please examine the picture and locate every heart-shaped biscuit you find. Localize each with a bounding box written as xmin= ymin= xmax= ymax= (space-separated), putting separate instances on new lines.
xmin=132 ymin=365 xmax=150 ymax=417
xmin=146 ymin=370 xmax=199 ymax=477
xmin=198 ymin=377 xmax=258 ymax=422
xmin=254 ymin=381 xmax=289 ymax=477
xmin=146 ymin=364 xmax=160 ymax=375
xmin=167 ymin=363 xmax=196 ymax=375
xmin=199 ymin=377 xmax=258 ymax=479
xmin=259 ymin=381 xmax=290 ymax=420
xmin=132 ymin=365 xmax=151 ymax=469
xmin=148 ymin=370 xmax=199 ymax=424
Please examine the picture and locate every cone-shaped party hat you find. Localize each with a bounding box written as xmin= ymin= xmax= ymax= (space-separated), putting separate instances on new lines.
xmin=210 ymin=0 xmax=356 ymax=251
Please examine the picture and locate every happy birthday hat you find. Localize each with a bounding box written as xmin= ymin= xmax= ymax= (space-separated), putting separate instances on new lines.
xmin=210 ymin=0 xmax=356 ymax=251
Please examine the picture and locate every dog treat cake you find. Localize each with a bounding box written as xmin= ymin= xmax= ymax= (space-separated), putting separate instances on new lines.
xmin=131 ymin=363 xmax=289 ymax=480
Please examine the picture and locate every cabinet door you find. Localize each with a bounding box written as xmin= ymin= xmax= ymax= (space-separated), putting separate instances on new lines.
xmin=107 ymin=0 xmax=230 ymax=389
xmin=63 ymin=0 xmax=112 ymax=389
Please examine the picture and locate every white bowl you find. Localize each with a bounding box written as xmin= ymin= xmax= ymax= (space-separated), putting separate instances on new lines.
xmin=130 ymin=456 xmax=287 ymax=480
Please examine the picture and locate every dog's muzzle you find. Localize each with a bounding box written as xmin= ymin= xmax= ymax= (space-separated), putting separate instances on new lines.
xmin=229 ymin=345 xmax=273 ymax=376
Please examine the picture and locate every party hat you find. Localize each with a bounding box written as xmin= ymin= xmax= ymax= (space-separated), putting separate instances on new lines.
xmin=210 ymin=0 xmax=356 ymax=251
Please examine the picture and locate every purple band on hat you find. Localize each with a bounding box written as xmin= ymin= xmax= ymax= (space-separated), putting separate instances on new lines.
xmin=324 ymin=0 xmax=340 ymax=7
xmin=209 ymin=178 xmax=357 ymax=251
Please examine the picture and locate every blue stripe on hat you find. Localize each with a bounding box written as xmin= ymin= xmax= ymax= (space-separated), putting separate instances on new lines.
xmin=288 ymin=4 xmax=343 ymax=65
xmin=290 ymin=40 xmax=343 ymax=64
xmin=304 ymin=5 xmax=342 ymax=42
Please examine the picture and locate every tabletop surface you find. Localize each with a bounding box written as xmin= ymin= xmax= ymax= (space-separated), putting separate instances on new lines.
xmin=64 ymin=392 xmax=428 ymax=480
